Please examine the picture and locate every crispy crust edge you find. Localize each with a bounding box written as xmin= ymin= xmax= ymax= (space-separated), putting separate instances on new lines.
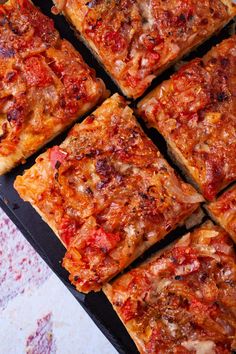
xmin=13 ymin=151 xmax=67 ymax=247
xmin=205 ymin=184 xmax=236 ymax=243
xmin=103 ymin=240 xmax=177 ymax=353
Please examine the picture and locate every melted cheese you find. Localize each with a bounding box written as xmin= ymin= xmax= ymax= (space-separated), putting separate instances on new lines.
xmin=182 ymin=340 xmax=216 ymax=354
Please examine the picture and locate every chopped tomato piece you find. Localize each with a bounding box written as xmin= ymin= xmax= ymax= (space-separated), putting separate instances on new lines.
xmin=62 ymin=75 xmax=86 ymax=114
xmin=20 ymin=0 xmax=56 ymax=44
xmin=59 ymin=216 xmax=79 ymax=247
xmin=19 ymin=0 xmax=30 ymax=7
xmin=0 ymin=8 xmax=6 ymax=15
xmin=189 ymin=298 xmax=220 ymax=319
xmin=203 ymin=159 xmax=224 ymax=201
xmin=171 ymin=246 xmax=200 ymax=275
xmin=189 ymin=298 xmax=209 ymax=315
xmin=87 ymin=228 xmax=121 ymax=253
xmin=171 ymin=246 xmax=197 ymax=264
xmin=125 ymin=74 xmax=140 ymax=88
xmin=24 ymin=56 xmax=53 ymax=87
xmin=49 ymin=60 xmax=65 ymax=78
xmin=103 ymin=31 xmax=126 ymax=52
xmin=142 ymin=33 xmax=163 ymax=51
xmin=128 ymin=272 xmax=151 ymax=294
xmin=49 ymin=146 xmax=68 ymax=169
xmin=120 ymin=298 xmax=137 ymax=322
xmin=149 ymin=51 xmax=160 ymax=63
xmin=145 ymin=325 xmax=164 ymax=353
xmin=219 ymin=201 xmax=234 ymax=213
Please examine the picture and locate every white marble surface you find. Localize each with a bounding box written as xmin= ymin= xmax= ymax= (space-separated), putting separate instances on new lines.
xmin=0 ymin=207 xmax=117 ymax=354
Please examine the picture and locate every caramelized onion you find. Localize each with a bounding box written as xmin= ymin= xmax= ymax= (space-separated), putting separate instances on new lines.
xmin=213 ymin=243 xmax=233 ymax=255
xmin=195 ymin=245 xmax=220 ymax=261
xmin=177 ymin=233 xmax=191 ymax=247
xmin=165 ymin=174 xmax=204 ymax=204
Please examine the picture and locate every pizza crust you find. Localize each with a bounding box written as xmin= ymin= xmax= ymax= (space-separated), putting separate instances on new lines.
xmin=205 ymin=184 xmax=236 ymax=243
xmin=138 ymin=35 xmax=236 ymax=201
xmin=53 ymin=0 xmax=236 ymax=98
xmin=0 ymin=94 xmax=106 ymax=175
xmin=104 ymin=220 xmax=236 ymax=353
xmin=0 ymin=0 xmax=107 ymax=175
xmin=15 ymin=93 xmax=202 ymax=292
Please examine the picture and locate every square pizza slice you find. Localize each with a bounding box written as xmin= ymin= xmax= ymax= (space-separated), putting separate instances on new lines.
xmin=138 ymin=35 xmax=236 ymax=201
xmin=0 ymin=0 xmax=107 ymax=175
xmin=52 ymin=0 xmax=236 ymax=98
xmin=104 ymin=221 xmax=236 ymax=354
xmin=206 ymin=184 xmax=236 ymax=243
xmin=14 ymin=94 xmax=203 ymax=293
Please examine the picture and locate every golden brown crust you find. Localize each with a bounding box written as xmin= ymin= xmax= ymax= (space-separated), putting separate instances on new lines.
xmin=138 ymin=35 xmax=236 ymax=201
xmin=104 ymin=221 xmax=236 ymax=354
xmin=14 ymin=94 xmax=202 ymax=293
xmin=53 ymin=0 xmax=236 ymax=98
xmin=0 ymin=0 xmax=107 ymax=175
xmin=206 ymin=184 xmax=236 ymax=243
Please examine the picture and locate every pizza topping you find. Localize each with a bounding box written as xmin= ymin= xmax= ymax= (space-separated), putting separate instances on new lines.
xmin=49 ymin=146 xmax=68 ymax=169
xmin=103 ymin=31 xmax=126 ymax=53
xmin=23 ymin=56 xmax=53 ymax=87
xmin=7 ymin=106 xmax=24 ymax=128
xmin=0 ymin=0 xmax=106 ymax=170
xmin=6 ymin=95 xmax=28 ymax=131
xmin=105 ymin=222 xmax=236 ymax=353
xmin=120 ymin=298 xmax=143 ymax=323
xmin=181 ymin=340 xmax=216 ymax=354
xmin=5 ymin=71 xmax=17 ymax=83
xmin=19 ymin=0 xmax=58 ymax=47
xmin=207 ymin=185 xmax=236 ymax=243
xmin=138 ymin=36 xmax=236 ymax=200
xmin=59 ymin=216 xmax=79 ymax=247
xmin=165 ymin=173 xmax=204 ymax=204
xmin=63 ymin=227 xmax=122 ymax=285
xmin=87 ymin=228 xmax=121 ymax=253
xmin=54 ymin=0 xmax=234 ymax=97
xmin=171 ymin=247 xmax=200 ymax=276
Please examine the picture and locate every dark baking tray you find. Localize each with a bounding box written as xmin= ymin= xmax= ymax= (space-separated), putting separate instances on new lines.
xmin=0 ymin=1 xmax=235 ymax=353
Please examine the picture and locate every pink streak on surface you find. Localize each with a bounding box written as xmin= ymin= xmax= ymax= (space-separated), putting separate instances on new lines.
xmin=0 ymin=208 xmax=51 ymax=310
xmin=26 ymin=313 xmax=56 ymax=354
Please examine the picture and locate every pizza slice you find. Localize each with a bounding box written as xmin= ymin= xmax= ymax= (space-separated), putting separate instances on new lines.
xmin=52 ymin=0 xmax=236 ymax=98
xmin=206 ymin=184 xmax=236 ymax=243
xmin=104 ymin=221 xmax=236 ymax=354
xmin=138 ymin=35 xmax=236 ymax=201
xmin=0 ymin=0 xmax=107 ymax=175
xmin=14 ymin=94 xmax=203 ymax=293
